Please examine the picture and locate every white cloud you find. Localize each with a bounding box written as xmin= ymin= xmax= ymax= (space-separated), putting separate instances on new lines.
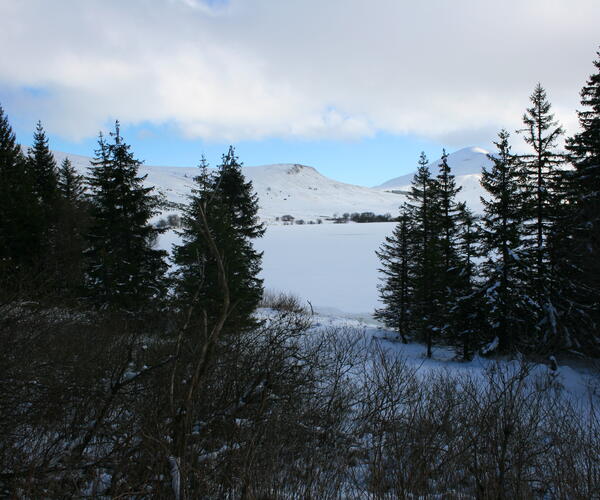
xmin=0 ymin=0 xmax=598 ymax=144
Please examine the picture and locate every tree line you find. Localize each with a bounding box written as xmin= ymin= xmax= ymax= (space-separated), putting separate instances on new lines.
xmin=0 ymin=115 xmax=263 ymax=324
xmin=376 ymin=50 xmax=600 ymax=359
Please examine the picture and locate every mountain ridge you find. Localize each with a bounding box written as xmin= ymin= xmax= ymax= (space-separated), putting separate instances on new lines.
xmin=44 ymin=146 xmax=490 ymax=221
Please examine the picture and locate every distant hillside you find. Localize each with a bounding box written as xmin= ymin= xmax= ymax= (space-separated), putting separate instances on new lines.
xmin=375 ymin=147 xmax=492 ymax=213
xmin=50 ymin=151 xmax=406 ymax=223
xmin=47 ymin=146 xmax=492 ymax=221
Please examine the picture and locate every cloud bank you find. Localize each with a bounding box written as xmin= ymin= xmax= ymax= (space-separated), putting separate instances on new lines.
xmin=0 ymin=0 xmax=598 ymax=144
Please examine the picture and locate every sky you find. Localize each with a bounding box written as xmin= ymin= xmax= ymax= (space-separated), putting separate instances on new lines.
xmin=0 ymin=0 xmax=598 ymax=186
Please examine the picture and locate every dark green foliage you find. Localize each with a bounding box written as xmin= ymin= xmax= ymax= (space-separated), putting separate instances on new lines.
xmin=26 ymin=121 xmax=68 ymax=292
xmin=516 ymin=84 xmax=566 ymax=347
xmin=53 ymin=157 xmax=90 ymax=298
xmin=480 ymin=130 xmax=530 ymax=352
xmin=58 ymin=157 xmax=86 ymax=203
xmin=405 ymin=152 xmax=442 ymax=357
xmin=27 ymin=121 xmax=59 ymax=207
xmin=434 ymin=150 xmax=462 ymax=274
xmin=85 ymin=122 xmax=167 ymax=311
xmin=563 ymin=48 xmax=600 ymax=352
xmin=375 ymin=208 xmax=413 ymax=343
xmin=450 ymin=203 xmax=482 ymax=360
xmin=377 ymin=152 xmax=469 ymax=358
xmin=173 ymin=147 xmax=265 ymax=332
xmin=431 ymin=150 xmax=463 ymax=342
xmin=0 ymin=105 xmax=44 ymax=290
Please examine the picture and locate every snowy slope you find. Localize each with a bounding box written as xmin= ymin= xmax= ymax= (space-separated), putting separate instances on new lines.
xmin=51 ymin=151 xmax=406 ymax=222
xmin=242 ymin=164 xmax=405 ymax=221
xmin=375 ymin=147 xmax=492 ymax=213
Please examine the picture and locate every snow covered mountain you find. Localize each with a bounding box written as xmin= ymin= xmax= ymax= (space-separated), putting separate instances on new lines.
xmin=375 ymin=147 xmax=492 ymax=213
xmin=49 ymin=146 xmax=491 ymax=222
xmin=51 ymin=151 xmax=406 ymax=223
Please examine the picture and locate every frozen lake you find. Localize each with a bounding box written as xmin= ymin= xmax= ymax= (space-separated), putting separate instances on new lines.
xmin=159 ymin=221 xmax=396 ymax=316
xmin=255 ymin=222 xmax=396 ymax=315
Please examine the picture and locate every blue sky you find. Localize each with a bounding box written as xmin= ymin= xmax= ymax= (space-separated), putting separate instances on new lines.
xmin=1 ymin=0 xmax=598 ymax=185
xmin=9 ymin=118 xmax=445 ymax=186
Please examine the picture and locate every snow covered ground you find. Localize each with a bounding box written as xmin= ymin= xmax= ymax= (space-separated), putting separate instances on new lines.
xmin=306 ymin=312 xmax=599 ymax=406
xmin=255 ymin=222 xmax=394 ymax=316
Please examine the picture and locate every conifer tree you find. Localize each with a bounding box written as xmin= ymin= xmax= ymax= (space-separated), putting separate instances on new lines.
xmin=450 ymin=203 xmax=482 ymax=360
xmin=375 ymin=207 xmax=414 ymax=343
xmin=0 ymin=105 xmax=43 ymax=283
xmin=58 ymin=157 xmax=86 ymax=203
xmin=172 ymin=154 xmax=214 ymax=309
xmin=28 ymin=121 xmax=58 ymax=207
xmin=432 ymin=150 xmax=463 ymax=340
xmin=55 ymin=157 xmax=88 ymax=298
xmin=480 ymin=130 xmax=529 ymax=352
xmin=26 ymin=121 xmax=64 ymax=284
xmin=85 ymin=122 xmax=167 ymax=311
xmin=404 ymin=152 xmax=442 ymax=358
xmin=517 ymin=84 xmax=566 ymax=346
xmin=563 ymin=48 xmax=600 ymax=352
xmin=435 ymin=150 xmax=462 ymax=273
xmin=173 ymin=147 xmax=265 ymax=332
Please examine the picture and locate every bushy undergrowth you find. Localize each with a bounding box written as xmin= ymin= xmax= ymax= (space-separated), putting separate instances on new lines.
xmin=1 ymin=296 xmax=599 ymax=498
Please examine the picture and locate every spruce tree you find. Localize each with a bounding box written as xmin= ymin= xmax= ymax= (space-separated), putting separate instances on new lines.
xmin=173 ymin=147 xmax=265 ymax=332
xmin=404 ymin=152 xmax=442 ymax=358
xmin=435 ymin=150 xmax=462 ymax=272
xmin=375 ymin=207 xmax=414 ymax=343
xmin=58 ymin=157 xmax=86 ymax=203
xmin=171 ymin=154 xmax=215 ymax=310
xmin=85 ymin=122 xmax=167 ymax=311
xmin=517 ymin=84 xmax=566 ymax=347
xmin=480 ymin=130 xmax=529 ymax=352
xmin=28 ymin=121 xmax=59 ymax=207
xmin=563 ymin=48 xmax=600 ymax=352
xmin=26 ymin=121 xmax=64 ymax=285
xmin=432 ymin=150 xmax=463 ymax=341
xmin=450 ymin=203 xmax=482 ymax=360
xmin=0 ymin=105 xmax=43 ymax=285
xmin=56 ymin=157 xmax=88 ymax=298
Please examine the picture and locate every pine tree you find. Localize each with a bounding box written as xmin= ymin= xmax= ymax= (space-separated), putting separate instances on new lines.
xmin=26 ymin=121 xmax=65 ymax=287
xmin=375 ymin=206 xmax=414 ymax=343
xmin=55 ymin=156 xmax=89 ymax=298
xmin=517 ymin=84 xmax=566 ymax=347
xmin=58 ymin=157 xmax=86 ymax=203
xmin=171 ymin=154 xmax=215 ymax=309
xmin=173 ymin=147 xmax=265 ymax=332
xmin=563 ymin=48 xmax=600 ymax=352
xmin=0 ymin=104 xmax=43 ymax=285
xmin=85 ymin=122 xmax=167 ymax=311
xmin=404 ymin=152 xmax=442 ymax=358
xmin=480 ymin=130 xmax=529 ymax=352
xmin=28 ymin=121 xmax=58 ymax=207
xmin=450 ymin=203 xmax=482 ymax=360
xmin=435 ymin=150 xmax=462 ymax=272
xmin=432 ymin=150 xmax=463 ymax=341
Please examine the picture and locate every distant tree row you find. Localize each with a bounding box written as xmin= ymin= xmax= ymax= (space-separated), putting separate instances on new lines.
xmin=332 ymin=212 xmax=395 ymax=223
xmin=376 ymin=50 xmax=600 ymax=359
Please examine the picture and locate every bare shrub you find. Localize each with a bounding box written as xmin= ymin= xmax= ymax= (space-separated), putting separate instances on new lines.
xmin=2 ymin=303 xmax=599 ymax=498
xmin=260 ymin=289 xmax=308 ymax=315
